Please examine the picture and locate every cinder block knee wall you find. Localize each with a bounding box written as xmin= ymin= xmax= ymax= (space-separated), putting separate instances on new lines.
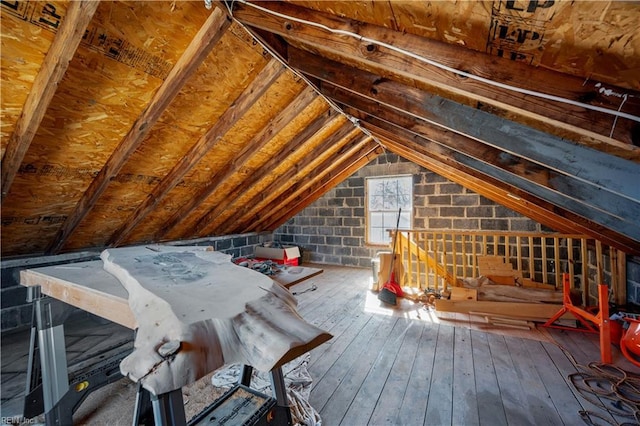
xmin=274 ymin=153 xmax=544 ymax=268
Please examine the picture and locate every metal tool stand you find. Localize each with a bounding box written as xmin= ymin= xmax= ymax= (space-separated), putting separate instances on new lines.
xmin=24 ymin=286 xmax=72 ymax=425
xmin=240 ymin=365 xmax=293 ymax=425
xmin=23 ymin=286 xmax=127 ymax=425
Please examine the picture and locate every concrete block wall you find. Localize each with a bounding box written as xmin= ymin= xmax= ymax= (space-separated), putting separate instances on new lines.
xmin=1 ymin=232 xmax=272 ymax=333
xmin=274 ymin=152 xmax=544 ymax=268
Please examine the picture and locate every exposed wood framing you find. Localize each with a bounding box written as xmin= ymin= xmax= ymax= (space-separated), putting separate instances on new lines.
xmin=325 ymin=82 xmax=640 ymax=244
xmin=1 ymin=0 xmax=100 ymax=202
xmin=281 ymin=46 xmax=640 ymax=252
xmin=155 ymin=85 xmax=318 ymax=241
xmin=243 ymin=134 xmax=376 ymax=233
xmin=356 ymin=116 xmax=640 ymax=255
xmin=214 ymin=119 xmax=358 ymax=234
xmin=47 ymin=6 xmax=232 ymax=254
xmin=107 ymin=58 xmax=285 ymax=246
xmin=232 ymin=1 xmax=640 ymax=154
xmin=194 ymin=107 xmax=338 ymax=237
xmin=263 ymin=139 xmax=382 ymax=232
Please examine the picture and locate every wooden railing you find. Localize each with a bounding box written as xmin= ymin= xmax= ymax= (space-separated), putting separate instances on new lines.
xmin=391 ymin=230 xmax=627 ymax=307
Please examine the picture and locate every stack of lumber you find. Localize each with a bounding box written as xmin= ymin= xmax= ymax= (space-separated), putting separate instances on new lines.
xmin=435 ymin=255 xmax=573 ymax=325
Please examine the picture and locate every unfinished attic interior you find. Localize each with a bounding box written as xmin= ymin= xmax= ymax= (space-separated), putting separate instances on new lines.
xmin=2 ymin=0 xmax=640 ymax=424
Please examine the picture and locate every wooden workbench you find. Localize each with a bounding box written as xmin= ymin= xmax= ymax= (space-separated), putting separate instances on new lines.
xmin=20 ymin=245 xmax=331 ymax=396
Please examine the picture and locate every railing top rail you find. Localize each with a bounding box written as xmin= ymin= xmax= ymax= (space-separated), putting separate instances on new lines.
xmin=393 ymin=230 xmax=591 ymax=239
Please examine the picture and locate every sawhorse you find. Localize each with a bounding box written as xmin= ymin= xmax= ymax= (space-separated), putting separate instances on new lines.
xmin=24 ymin=286 xmax=292 ymax=425
xmin=543 ymin=273 xmax=612 ymax=364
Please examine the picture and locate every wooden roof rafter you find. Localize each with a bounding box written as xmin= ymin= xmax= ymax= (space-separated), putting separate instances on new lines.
xmin=262 ymin=137 xmax=382 ymax=232
xmin=155 ymin=85 xmax=318 ymax=242
xmin=192 ymin=106 xmax=338 ymax=238
xmin=317 ymin=76 xmax=640 ymax=244
xmin=46 ymin=5 xmax=232 ymax=254
xmin=231 ymin=1 xmax=640 ymax=154
xmin=217 ymin=121 xmax=360 ymax=234
xmin=351 ymin=110 xmax=640 ymax=255
xmin=243 ymin=132 xmax=375 ymax=233
xmin=107 ymin=58 xmax=285 ymax=247
xmin=278 ymin=44 xmax=640 ymax=251
xmin=1 ymin=0 xmax=100 ymax=202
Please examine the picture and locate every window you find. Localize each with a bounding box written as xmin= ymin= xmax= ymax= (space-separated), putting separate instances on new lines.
xmin=366 ymin=175 xmax=412 ymax=245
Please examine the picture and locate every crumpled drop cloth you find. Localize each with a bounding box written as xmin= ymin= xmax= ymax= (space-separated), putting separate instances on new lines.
xmin=211 ymin=354 xmax=321 ymax=426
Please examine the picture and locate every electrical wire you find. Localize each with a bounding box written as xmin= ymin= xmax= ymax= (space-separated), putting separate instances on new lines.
xmin=233 ymin=0 xmax=639 ymax=124
xmin=218 ymin=0 xmax=387 ymax=153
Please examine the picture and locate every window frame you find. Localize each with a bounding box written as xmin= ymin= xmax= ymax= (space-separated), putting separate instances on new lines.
xmin=365 ymin=174 xmax=413 ymax=246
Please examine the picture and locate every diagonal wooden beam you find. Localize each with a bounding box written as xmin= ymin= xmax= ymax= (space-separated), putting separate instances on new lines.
xmin=291 ymin=48 xmax=640 ymax=201
xmin=1 ymin=0 xmax=100 ymax=202
xmin=193 ymin=107 xmax=338 ymax=238
xmin=243 ymin=133 xmax=373 ymax=233
xmin=262 ymin=139 xmax=382 ymax=232
xmin=106 ymin=58 xmax=285 ymax=246
xmin=155 ymin=85 xmax=318 ymax=241
xmin=318 ymin=79 xmax=640 ymax=239
xmin=348 ymin=107 xmax=640 ymax=255
xmin=288 ymin=50 xmax=640 ymax=239
xmin=217 ymin=121 xmax=359 ymax=234
xmin=233 ymin=1 xmax=640 ymax=153
xmin=46 ymin=6 xmax=231 ymax=254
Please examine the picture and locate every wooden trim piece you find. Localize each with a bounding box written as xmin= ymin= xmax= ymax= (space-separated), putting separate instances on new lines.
xmin=156 ymin=85 xmax=318 ymax=241
xmin=232 ymin=1 xmax=640 ymax=153
xmin=108 ymin=58 xmax=285 ymax=246
xmin=1 ymin=0 xmax=100 ymax=202
xmin=47 ymin=6 xmax=232 ymax=254
xmin=435 ymin=299 xmax=571 ymax=321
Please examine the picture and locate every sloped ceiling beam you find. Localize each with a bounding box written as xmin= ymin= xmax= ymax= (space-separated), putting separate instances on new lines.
xmin=216 ymin=120 xmax=358 ymax=235
xmin=47 ymin=6 xmax=232 ymax=254
xmin=1 ymin=0 xmax=100 ymax=202
xmin=263 ymin=138 xmax=381 ymax=232
xmin=243 ymin=133 xmax=374 ymax=233
xmin=108 ymin=58 xmax=285 ymax=246
xmin=156 ymin=85 xmax=318 ymax=241
xmin=348 ymin=108 xmax=640 ymax=255
xmin=231 ymin=1 xmax=640 ymax=156
xmin=295 ymin=53 xmax=640 ymax=240
xmin=194 ymin=107 xmax=339 ymax=238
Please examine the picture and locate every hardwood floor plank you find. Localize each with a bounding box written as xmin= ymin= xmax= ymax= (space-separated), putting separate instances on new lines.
xmin=317 ymin=315 xmax=400 ymax=425
xmin=424 ymin=324 xmax=454 ymax=425
xmin=487 ymin=333 xmax=536 ymax=426
xmin=541 ymin=339 xmax=630 ymax=425
xmin=452 ymin=327 xmax=480 ymax=426
xmin=522 ymin=338 xmax=586 ymax=425
xmin=369 ymin=319 xmax=424 ymax=424
xmin=504 ymin=336 xmax=564 ymax=425
xmin=398 ymin=322 xmax=439 ymax=425
xmin=308 ymin=310 xmax=371 ymax=380
xmin=310 ymin=314 xmax=383 ymax=411
xmin=470 ymin=330 xmax=508 ymax=426
xmin=340 ymin=319 xmax=412 ymax=425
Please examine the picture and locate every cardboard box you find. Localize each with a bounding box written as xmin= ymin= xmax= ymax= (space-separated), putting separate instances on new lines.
xmin=254 ymin=245 xmax=300 ymax=266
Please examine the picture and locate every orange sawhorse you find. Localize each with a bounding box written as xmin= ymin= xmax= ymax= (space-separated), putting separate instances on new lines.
xmin=543 ymin=273 xmax=611 ymax=364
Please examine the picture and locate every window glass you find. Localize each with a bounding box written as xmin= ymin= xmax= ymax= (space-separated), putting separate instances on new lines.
xmin=366 ymin=175 xmax=412 ymax=245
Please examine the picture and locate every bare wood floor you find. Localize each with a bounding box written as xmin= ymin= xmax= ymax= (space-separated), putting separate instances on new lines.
xmin=294 ymin=264 xmax=640 ymax=426
xmin=2 ymin=264 xmax=640 ymax=425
